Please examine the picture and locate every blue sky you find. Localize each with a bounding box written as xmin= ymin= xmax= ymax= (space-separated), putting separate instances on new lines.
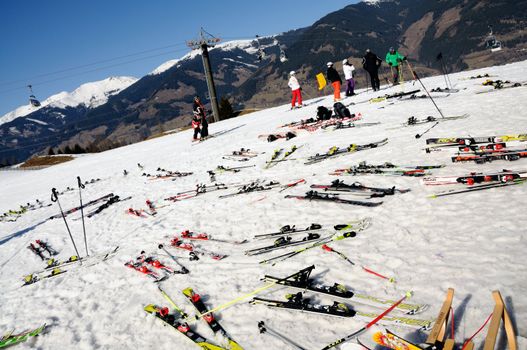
xmin=0 ymin=0 xmax=358 ymax=115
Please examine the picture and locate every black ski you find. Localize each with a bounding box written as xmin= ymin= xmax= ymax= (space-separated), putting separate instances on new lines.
xmin=285 ymin=191 xmax=383 ymax=207
xmin=250 ymin=293 xmax=356 ymax=318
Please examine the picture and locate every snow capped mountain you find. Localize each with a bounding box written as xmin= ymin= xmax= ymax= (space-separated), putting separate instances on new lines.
xmin=149 ymin=38 xmax=262 ymax=75
xmin=0 ymin=76 xmax=137 ymax=126
xmin=361 ymin=0 xmax=391 ymax=6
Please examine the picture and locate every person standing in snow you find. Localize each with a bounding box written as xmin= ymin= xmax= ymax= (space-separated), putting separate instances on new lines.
xmin=362 ymin=49 xmax=382 ymax=91
xmin=326 ymin=62 xmax=342 ymax=102
xmin=191 ymin=109 xmax=202 ymax=141
xmin=193 ymin=96 xmax=208 ymax=138
xmin=342 ymin=59 xmax=356 ymax=96
xmin=385 ymin=47 xmax=406 ymax=85
xmin=288 ymin=71 xmax=303 ymax=109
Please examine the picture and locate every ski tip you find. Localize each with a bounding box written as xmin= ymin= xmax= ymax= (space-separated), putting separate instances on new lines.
xmin=388 ymin=277 xmax=396 ymax=283
xmin=427 ymin=194 xmax=437 ymax=199
xmin=405 ymin=291 xmax=413 ymax=298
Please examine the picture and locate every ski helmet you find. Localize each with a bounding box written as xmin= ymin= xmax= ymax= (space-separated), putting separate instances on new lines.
xmin=290 ymin=71 xmax=295 ymax=75
xmin=389 ymin=47 xmax=395 ymax=53
xmin=327 ymin=62 xmax=333 ymax=67
xmin=342 ymin=59 xmax=348 ymax=65
xmin=366 ymin=48 xmax=371 ymax=53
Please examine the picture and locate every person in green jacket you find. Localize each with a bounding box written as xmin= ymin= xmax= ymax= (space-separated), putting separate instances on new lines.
xmin=385 ymin=47 xmax=406 ymax=85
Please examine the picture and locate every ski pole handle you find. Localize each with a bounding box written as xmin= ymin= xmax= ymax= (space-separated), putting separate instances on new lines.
xmin=51 ymin=188 xmax=58 ymax=202
xmin=77 ymin=176 xmax=85 ymax=189
xmin=322 ymin=244 xmax=333 ymax=252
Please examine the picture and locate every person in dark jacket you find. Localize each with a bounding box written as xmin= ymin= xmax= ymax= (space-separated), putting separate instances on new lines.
xmin=326 ymin=62 xmax=342 ymax=102
xmin=362 ymin=49 xmax=382 ymax=91
xmin=193 ymin=96 xmax=208 ymax=138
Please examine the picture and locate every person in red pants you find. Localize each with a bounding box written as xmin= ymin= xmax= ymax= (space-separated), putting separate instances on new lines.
xmin=288 ymin=71 xmax=303 ymax=109
xmin=326 ymin=62 xmax=342 ymax=102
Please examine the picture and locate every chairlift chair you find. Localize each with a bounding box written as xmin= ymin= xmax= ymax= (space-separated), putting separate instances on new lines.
xmin=485 ymin=25 xmax=502 ymax=52
xmin=27 ymin=85 xmax=41 ymax=107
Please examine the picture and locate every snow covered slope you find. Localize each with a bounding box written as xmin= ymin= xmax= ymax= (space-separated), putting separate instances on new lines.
xmin=0 ymin=60 xmax=526 ymax=349
xmin=0 ymin=76 xmax=137 ymax=126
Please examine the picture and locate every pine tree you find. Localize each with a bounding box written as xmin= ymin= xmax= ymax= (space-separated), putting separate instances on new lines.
xmin=64 ymin=145 xmax=73 ymax=154
xmin=219 ymin=96 xmax=234 ymax=120
xmin=48 ymin=147 xmax=55 ymax=155
xmin=73 ymin=144 xmax=84 ymax=154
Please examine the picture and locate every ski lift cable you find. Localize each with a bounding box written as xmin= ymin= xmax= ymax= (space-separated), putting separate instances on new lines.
xmin=0 ymin=48 xmax=189 ymax=96
xmin=0 ymin=42 xmax=189 ymax=89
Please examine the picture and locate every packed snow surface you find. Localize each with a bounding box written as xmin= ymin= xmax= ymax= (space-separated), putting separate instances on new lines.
xmin=1 ymin=60 xmax=526 ymax=350
xmin=0 ymin=76 xmax=137 ymax=126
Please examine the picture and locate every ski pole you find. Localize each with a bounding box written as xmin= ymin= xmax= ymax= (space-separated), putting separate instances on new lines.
xmin=157 ymin=286 xmax=189 ymax=319
xmin=158 ymin=244 xmax=189 ymax=274
xmin=258 ymin=321 xmax=308 ymax=350
xmin=415 ymin=121 xmax=440 ymax=139
xmin=51 ymin=188 xmax=82 ymax=263
xmin=406 ymin=61 xmax=445 ymax=122
xmin=322 ymin=245 xmax=395 ymax=282
xmin=436 ymin=53 xmax=450 ymax=89
xmin=320 ymin=292 xmax=413 ymax=350
xmin=77 ymin=176 xmax=88 ymax=256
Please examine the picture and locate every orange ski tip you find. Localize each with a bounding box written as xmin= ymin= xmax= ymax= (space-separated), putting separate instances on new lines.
xmin=372 ymin=331 xmax=385 ymax=343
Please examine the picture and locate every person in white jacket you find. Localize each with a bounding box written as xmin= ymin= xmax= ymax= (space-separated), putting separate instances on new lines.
xmin=342 ymin=59 xmax=356 ymax=97
xmin=288 ymin=71 xmax=303 ymax=109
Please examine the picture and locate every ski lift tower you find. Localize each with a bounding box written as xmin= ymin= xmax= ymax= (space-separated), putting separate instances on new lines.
xmin=187 ymin=28 xmax=221 ymax=123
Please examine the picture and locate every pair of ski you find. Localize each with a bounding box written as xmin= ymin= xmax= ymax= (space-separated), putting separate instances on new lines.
xmin=144 ymin=171 xmax=193 ymax=180
xmin=0 ymin=324 xmax=46 ymax=348
xmin=331 ymin=167 xmax=434 ymax=177
xmin=324 ymin=121 xmax=380 ymax=131
xmin=191 ymin=124 xmax=246 ymax=146
xmin=169 ymin=237 xmax=227 ymax=260
xmin=245 ymin=232 xmax=322 ymax=256
xmin=310 ymin=179 xmax=410 ymax=197
xmin=300 ymin=114 xmax=363 ymax=132
xmin=27 ymin=240 xmax=58 ymax=261
xmin=265 ymin=145 xmax=300 ymax=168
xmin=125 ymin=253 xmax=184 ymax=282
xmin=179 ymin=230 xmax=247 ymax=245
xmin=259 ymin=266 xmax=423 ymax=315
xmin=422 ymin=169 xmax=527 ymax=186
xmin=165 ymin=183 xmax=230 ymax=202
xmin=368 ymin=89 xmax=421 ymax=103
xmin=219 ymin=180 xmax=280 ymax=199
xmin=451 ymin=150 xmax=527 ymax=163
xmin=429 ymin=178 xmax=527 ymax=198
xmin=426 ymin=134 xmax=527 ymax=146
xmin=304 ymin=138 xmax=388 ymax=165
xmin=23 ymin=246 xmax=119 ymax=286
xmin=251 ymin=267 xmax=431 ymax=329
xmin=286 ymin=190 xmax=383 ymax=207
xmin=425 ymin=142 xmax=507 ymax=153
xmin=47 ymin=192 xmax=114 ymax=220
xmin=216 ymin=165 xmax=255 ymax=173
xmin=391 ymin=114 xmax=468 ymax=129
xmin=259 ymin=230 xmax=360 ymax=265
xmin=254 ymin=218 xmax=371 ymax=240
xmin=145 ymin=286 xmax=243 ymax=350
xmin=72 ymin=194 xmax=132 ymax=219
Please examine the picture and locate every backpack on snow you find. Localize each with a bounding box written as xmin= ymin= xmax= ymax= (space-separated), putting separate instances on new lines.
xmin=316 ymin=106 xmax=332 ymax=121
xmin=333 ymin=102 xmax=351 ymax=119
